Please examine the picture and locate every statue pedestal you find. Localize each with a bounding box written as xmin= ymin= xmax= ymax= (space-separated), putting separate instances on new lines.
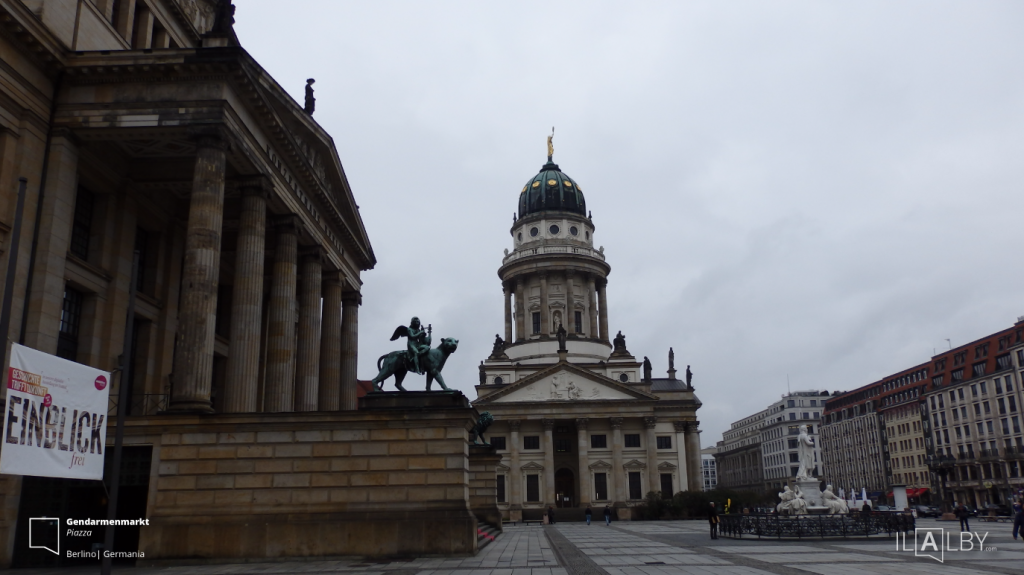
xmin=796 ymin=478 xmax=824 ymax=507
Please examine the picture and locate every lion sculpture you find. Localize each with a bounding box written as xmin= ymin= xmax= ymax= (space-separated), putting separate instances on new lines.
xmin=470 ymin=411 xmax=494 ymax=446
xmin=372 ymin=337 xmax=459 ymax=392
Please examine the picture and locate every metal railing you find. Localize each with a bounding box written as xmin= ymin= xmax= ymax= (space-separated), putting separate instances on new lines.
xmin=502 ymin=245 xmax=606 ymax=265
xmin=719 ymin=512 xmax=915 ymax=539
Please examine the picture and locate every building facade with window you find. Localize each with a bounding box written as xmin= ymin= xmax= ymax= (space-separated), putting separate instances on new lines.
xmin=760 ymin=390 xmax=834 ymax=492
xmin=713 ymin=409 xmax=767 ymax=492
xmin=0 ymin=1 xmax=377 ymax=566
xmin=473 ymin=151 xmax=703 ymax=521
xmin=921 ymin=320 xmax=1024 ymax=508
xmin=700 ymin=446 xmax=718 ymax=491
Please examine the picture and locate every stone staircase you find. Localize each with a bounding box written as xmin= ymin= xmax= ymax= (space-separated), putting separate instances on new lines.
xmin=477 ymin=522 xmax=501 ymax=551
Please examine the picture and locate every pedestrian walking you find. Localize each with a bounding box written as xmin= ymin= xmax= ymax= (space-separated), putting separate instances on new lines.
xmin=708 ymin=502 xmax=719 ymax=539
xmin=547 ymin=506 xmax=555 ymax=525
xmin=585 ymin=505 xmax=592 ymax=526
xmin=604 ymin=505 xmax=612 ymax=526
xmin=1011 ymin=498 xmax=1023 ymax=542
xmin=956 ymin=503 xmax=970 ymax=532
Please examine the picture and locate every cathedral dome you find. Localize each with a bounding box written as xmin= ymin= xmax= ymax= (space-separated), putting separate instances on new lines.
xmin=517 ymin=160 xmax=586 ymax=218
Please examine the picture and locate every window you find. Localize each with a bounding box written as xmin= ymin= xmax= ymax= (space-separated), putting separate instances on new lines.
xmin=491 ymin=436 xmax=506 ymax=451
xmin=57 ymin=285 xmax=84 ymax=361
xmin=953 ymin=409 xmax=959 ymax=421
xmin=1010 ymin=396 xmax=1018 ymax=413
xmin=573 ymin=311 xmax=582 ymax=333
xmin=977 ymin=422 xmax=984 ymax=435
xmin=788 ymin=439 xmax=798 ymax=449
xmin=952 ymin=369 xmax=964 ymax=381
xmin=987 ymin=421 xmax=994 ymax=435
xmin=973 ymin=363 xmax=986 ymax=378
xmin=70 ymin=187 xmax=94 ymax=260
xmin=790 ymin=453 xmax=799 ymax=462
xmin=656 ymin=436 xmax=672 ymax=449
xmin=1002 ymin=419 xmax=1010 ymax=435
xmin=938 ymin=395 xmax=945 ymax=408
xmin=497 ymin=474 xmax=506 ymax=502
xmin=996 ymin=380 xmax=1003 ymax=394
xmin=1013 ymin=416 xmax=1021 ymax=434
xmin=998 ymin=398 xmax=1006 ymax=415
xmin=532 ymin=312 xmax=540 ymax=334
xmin=594 ymin=473 xmax=608 ymax=500
xmin=789 ymin=412 xmax=796 ymax=421
xmin=802 ymin=412 xmax=809 ymax=419
xmin=980 ymin=381 xmax=988 ymax=395
xmin=624 ymin=434 xmax=641 ymax=448
xmin=787 ymin=400 xmax=795 ymax=408
xmin=959 ymin=388 xmax=965 ymax=400
xmin=524 ymin=436 xmax=540 ymax=450
xmin=971 ymin=385 xmax=978 ymax=397
xmin=628 ymin=471 xmax=642 ymax=499
xmin=554 ymin=438 xmax=572 ymax=453
xmin=660 ymin=473 xmax=673 ymax=498
xmin=526 ymin=475 xmax=540 ymax=501
xmin=591 ymin=434 xmax=607 ymax=449
xmin=810 ymin=400 xmax=817 ymax=407
xmin=984 ymin=401 xmax=991 ymax=414
xmin=1006 ymin=376 xmax=1013 ymax=392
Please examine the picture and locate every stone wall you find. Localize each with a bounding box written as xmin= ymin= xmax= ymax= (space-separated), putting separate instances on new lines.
xmin=129 ymin=393 xmax=485 ymax=562
xmin=468 ymin=445 xmax=502 ymax=528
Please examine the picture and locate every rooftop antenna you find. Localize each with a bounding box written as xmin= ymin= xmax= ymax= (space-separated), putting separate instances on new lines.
xmin=945 ymin=338 xmax=951 ymax=350
xmin=787 ymin=374 xmax=791 ymax=396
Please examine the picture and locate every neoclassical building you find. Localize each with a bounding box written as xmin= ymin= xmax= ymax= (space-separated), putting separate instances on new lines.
xmin=473 ymin=149 xmax=703 ymax=520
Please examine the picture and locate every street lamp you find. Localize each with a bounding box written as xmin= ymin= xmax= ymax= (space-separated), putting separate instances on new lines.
xmin=926 ymin=454 xmax=956 ymax=514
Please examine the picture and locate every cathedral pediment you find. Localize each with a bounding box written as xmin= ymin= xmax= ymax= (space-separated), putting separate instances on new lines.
xmin=475 ymin=362 xmax=657 ymax=404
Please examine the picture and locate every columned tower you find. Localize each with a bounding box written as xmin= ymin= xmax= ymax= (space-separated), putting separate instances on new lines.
xmin=499 ymin=150 xmax=612 ymax=365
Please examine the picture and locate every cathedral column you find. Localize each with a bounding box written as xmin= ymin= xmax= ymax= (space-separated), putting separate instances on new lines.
xmin=318 ymin=273 xmax=343 ymax=411
xmin=169 ymin=133 xmax=227 ymax=413
xmin=508 ymin=420 xmax=522 ymax=512
xmin=503 ymin=282 xmax=513 ymax=343
xmin=566 ymin=271 xmax=576 ymax=335
xmin=577 ymin=418 xmax=591 ymax=505
xmin=223 ymin=178 xmax=268 ymax=413
xmin=685 ymin=421 xmax=703 ymax=492
xmin=539 ymin=274 xmax=550 ymax=335
xmin=340 ymin=290 xmax=361 ymax=410
xmin=587 ymin=276 xmax=598 ymax=339
xmin=597 ymin=278 xmax=609 ymax=343
xmin=674 ymin=421 xmax=690 ymax=491
xmin=263 ymin=216 xmax=299 ymax=413
xmin=611 ymin=417 xmax=624 ymax=503
xmin=295 ymin=248 xmax=323 ymax=412
xmin=543 ymin=419 xmax=556 ymax=505
xmin=645 ymin=416 xmax=660 ymax=495
xmin=515 ymin=279 xmax=526 ymax=341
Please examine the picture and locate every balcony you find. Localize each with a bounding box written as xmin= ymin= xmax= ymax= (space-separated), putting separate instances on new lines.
xmin=978 ymin=449 xmax=999 ymax=462
xmin=502 ymin=245 xmax=606 ymax=265
xmin=1004 ymin=446 xmax=1024 ymax=460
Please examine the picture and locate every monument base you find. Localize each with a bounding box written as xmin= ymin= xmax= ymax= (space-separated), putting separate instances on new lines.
xmin=124 ymin=391 xmax=491 ymax=563
xmin=796 ymin=478 xmax=824 ymax=507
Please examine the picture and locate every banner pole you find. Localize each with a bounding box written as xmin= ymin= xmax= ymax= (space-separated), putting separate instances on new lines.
xmin=101 ymin=249 xmax=139 ymax=575
xmin=0 ymin=178 xmax=28 ymax=354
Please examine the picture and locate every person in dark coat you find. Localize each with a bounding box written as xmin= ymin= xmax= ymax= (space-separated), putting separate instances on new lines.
xmin=860 ymin=502 xmax=872 ymax=519
xmin=547 ymin=506 xmax=555 ymax=525
xmin=1011 ymin=498 xmax=1023 ymax=541
xmin=604 ymin=505 xmax=612 ymax=526
xmin=956 ymin=503 xmax=971 ymax=532
xmin=585 ymin=505 xmax=592 ymax=525
xmin=708 ymin=502 xmax=719 ymax=539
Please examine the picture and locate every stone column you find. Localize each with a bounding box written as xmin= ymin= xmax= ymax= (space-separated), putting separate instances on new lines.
xmin=263 ymin=216 xmax=299 ymax=413
xmin=340 ymin=291 xmax=360 ymax=410
xmin=508 ymin=420 xmax=522 ymax=517
xmin=598 ymin=278 xmax=609 ymax=343
xmin=169 ymin=134 xmax=227 ymax=413
xmin=645 ymin=416 xmax=660 ymax=495
xmin=686 ymin=422 xmax=703 ymax=493
xmin=503 ymin=282 xmax=513 ymax=343
xmin=577 ymin=418 xmax=591 ymax=505
xmin=587 ymin=276 xmax=598 ymax=339
xmin=223 ymin=179 xmax=268 ymax=413
xmin=566 ymin=271 xmax=576 ymax=335
xmin=611 ymin=417 xmax=624 ymax=503
xmin=539 ymin=274 xmax=550 ymax=335
xmin=295 ymin=248 xmax=323 ymax=412
xmin=543 ymin=419 xmax=556 ymax=505
xmin=318 ymin=273 xmax=343 ymax=411
xmin=515 ymin=279 xmax=526 ymax=341
xmin=674 ymin=421 xmax=690 ymax=491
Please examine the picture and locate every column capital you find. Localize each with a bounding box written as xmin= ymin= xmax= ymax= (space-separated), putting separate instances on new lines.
xmin=341 ymin=290 xmax=362 ymax=306
xmin=508 ymin=419 xmax=521 ymax=432
xmin=673 ymin=421 xmax=688 ymax=433
xmin=565 ymin=269 xmax=576 ymax=279
xmin=237 ymin=174 xmax=272 ymax=198
xmin=322 ymin=270 xmax=345 ymax=287
xmin=542 ymin=419 xmax=556 ymax=431
xmin=273 ymin=213 xmax=304 ymax=235
xmin=188 ymin=126 xmax=231 ymax=150
xmin=49 ymin=126 xmax=81 ymax=146
xmin=575 ymin=418 xmax=588 ymax=431
xmin=644 ymin=416 xmax=658 ymax=429
xmin=299 ymin=245 xmax=324 ymax=264
xmin=609 ymin=417 xmax=623 ymax=429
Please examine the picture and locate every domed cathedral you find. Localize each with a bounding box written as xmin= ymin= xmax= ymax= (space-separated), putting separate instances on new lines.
xmin=474 ymin=139 xmax=703 ymax=522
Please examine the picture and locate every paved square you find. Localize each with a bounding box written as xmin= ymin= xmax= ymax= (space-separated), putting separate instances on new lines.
xmin=12 ymin=518 xmax=1024 ymax=575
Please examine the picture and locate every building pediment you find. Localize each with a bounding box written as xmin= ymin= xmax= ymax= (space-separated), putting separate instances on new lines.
xmin=588 ymin=460 xmax=612 ymax=470
xmin=521 ymin=461 xmax=544 ymax=471
xmin=623 ymin=459 xmax=647 ymax=470
xmin=474 ymin=361 xmax=658 ymax=404
xmin=657 ymin=462 xmax=677 ymax=471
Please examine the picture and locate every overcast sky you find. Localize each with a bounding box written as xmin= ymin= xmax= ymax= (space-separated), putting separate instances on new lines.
xmin=236 ymin=1 xmax=1024 ymax=446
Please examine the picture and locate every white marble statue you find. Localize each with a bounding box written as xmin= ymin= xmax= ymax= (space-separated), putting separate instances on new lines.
xmin=776 ymin=485 xmax=808 ymax=515
xmin=795 ymin=424 xmax=816 ymax=479
xmin=822 ymin=484 xmax=849 ymax=515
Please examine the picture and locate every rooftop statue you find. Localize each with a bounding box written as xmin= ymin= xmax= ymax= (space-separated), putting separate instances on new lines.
xmin=686 ymin=364 xmax=693 ymax=388
xmin=669 ymin=347 xmax=675 ymax=371
xmin=490 ymin=333 xmax=505 ymax=358
xmin=556 ymin=323 xmax=567 ymax=352
xmin=547 ymin=127 xmax=555 ymax=159
xmin=613 ymin=330 xmax=626 ymax=351
xmin=371 ymin=317 xmax=458 ymax=391
xmin=643 ymin=356 xmax=652 ymax=381
xmin=304 ymin=78 xmax=316 ymax=115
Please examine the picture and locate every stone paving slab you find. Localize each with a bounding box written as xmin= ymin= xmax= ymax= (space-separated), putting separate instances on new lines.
xmin=752 ymin=553 xmax=898 ymax=563
xmin=714 ymin=545 xmax=824 ymax=554
xmin=789 ymin=564 xmax=996 ymax=575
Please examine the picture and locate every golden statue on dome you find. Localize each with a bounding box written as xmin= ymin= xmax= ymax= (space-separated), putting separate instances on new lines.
xmin=547 ymin=127 xmax=554 ymax=160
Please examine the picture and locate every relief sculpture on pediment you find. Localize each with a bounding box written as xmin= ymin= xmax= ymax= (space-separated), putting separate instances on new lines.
xmin=179 ymin=0 xmax=216 ymax=34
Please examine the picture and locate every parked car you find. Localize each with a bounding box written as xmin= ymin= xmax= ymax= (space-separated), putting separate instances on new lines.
xmin=874 ymin=505 xmax=893 ymax=512
xmin=980 ymin=504 xmax=1011 ymax=517
xmin=914 ymin=505 xmax=939 ymax=517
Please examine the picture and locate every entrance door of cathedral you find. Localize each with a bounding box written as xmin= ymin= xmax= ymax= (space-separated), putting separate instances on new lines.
xmin=555 ymin=469 xmax=576 ymax=508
